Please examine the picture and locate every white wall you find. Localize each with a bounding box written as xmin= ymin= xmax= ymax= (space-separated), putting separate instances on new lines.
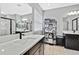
xmin=44 ymin=4 xmax=79 ymax=35
xmin=0 ymin=6 xmax=1 ymax=17
xmin=33 ymin=8 xmax=42 ymax=31
xmin=29 ymin=3 xmax=43 ymax=32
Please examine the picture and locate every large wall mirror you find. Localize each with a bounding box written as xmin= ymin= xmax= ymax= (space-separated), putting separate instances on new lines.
xmin=72 ymin=18 xmax=78 ymax=31
xmin=0 ymin=3 xmax=32 ymax=36
xmin=63 ymin=15 xmax=79 ymax=32
xmin=77 ymin=17 xmax=79 ymax=31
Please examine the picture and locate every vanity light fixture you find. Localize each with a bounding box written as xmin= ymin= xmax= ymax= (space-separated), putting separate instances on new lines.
xmin=67 ymin=10 xmax=79 ymax=16
xmin=73 ymin=11 xmax=77 ymax=15
xmin=67 ymin=11 xmax=74 ymax=16
xmin=77 ymin=11 xmax=79 ymax=14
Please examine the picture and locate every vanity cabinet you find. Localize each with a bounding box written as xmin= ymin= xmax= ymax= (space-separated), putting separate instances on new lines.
xmin=39 ymin=42 xmax=44 ymax=55
xmin=29 ymin=43 xmax=41 ymax=55
xmin=65 ymin=34 xmax=79 ymax=51
xmin=29 ymin=40 xmax=44 ymax=55
xmin=23 ymin=38 xmax=44 ymax=55
xmin=34 ymin=49 xmax=40 ymax=55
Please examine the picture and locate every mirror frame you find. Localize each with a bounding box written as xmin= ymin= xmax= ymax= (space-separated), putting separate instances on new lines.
xmin=72 ymin=18 xmax=78 ymax=31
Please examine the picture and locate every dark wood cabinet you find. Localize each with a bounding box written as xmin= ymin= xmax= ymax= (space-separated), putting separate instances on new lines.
xmin=29 ymin=43 xmax=41 ymax=55
xmin=23 ymin=38 xmax=44 ymax=55
xmin=29 ymin=40 xmax=44 ymax=55
xmin=39 ymin=43 xmax=44 ymax=55
xmin=65 ymin=34 xmax=79 ymax=51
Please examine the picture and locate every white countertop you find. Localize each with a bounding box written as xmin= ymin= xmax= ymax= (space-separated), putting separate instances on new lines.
xmin=0 ymin=35 xmax=44 ymax=55
xmin=63 ymin=31 xmax=79 ymax=35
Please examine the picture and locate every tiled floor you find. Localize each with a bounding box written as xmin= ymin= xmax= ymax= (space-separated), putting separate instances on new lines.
xmin=44 ymin=44 xmax=79 ymax=55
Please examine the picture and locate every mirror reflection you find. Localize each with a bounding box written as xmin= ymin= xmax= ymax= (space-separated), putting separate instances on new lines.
xmin=0 ymin=3 xmax=32 ymax=36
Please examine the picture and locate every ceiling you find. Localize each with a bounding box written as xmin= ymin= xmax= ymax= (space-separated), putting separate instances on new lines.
xmin=0 ymin=3 xmax=32 ymax=15
xmin=0 ymin=3 xmax=78 ymax=15
xmin=39 ymin=3 xmax=78 ymax=10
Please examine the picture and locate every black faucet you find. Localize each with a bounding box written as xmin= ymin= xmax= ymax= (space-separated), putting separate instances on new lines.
xmin=73 ymin=30 xmax=76 ymax=33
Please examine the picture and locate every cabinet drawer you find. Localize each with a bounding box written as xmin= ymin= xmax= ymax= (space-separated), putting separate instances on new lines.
xmin=39 ymin=43 xmax=44 ymax=55
xmin=29 ymin=43 xmax=41 ymax=55
xmin=34 ymin=49 xmax=40 ymax=55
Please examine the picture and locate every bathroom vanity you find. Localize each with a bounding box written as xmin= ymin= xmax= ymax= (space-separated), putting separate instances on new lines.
xmin=0 ymin=35 xmax=44 ymax=55
xmin=63 ymin=31 xmax=79 ymax=51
